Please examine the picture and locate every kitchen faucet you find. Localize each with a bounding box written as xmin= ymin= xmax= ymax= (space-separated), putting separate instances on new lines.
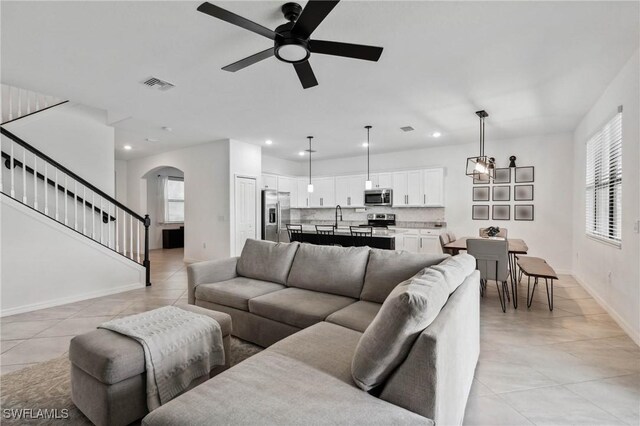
xmin=335 ymin=205 xmax=343 ymax=228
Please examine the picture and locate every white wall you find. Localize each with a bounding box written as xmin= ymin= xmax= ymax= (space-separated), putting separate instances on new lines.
xmin=262 ymin=154 xmax=303 ymax=176
xmin=572 ymin=50 xmax=640 ymax=343
xmin=4 ymin=102 xmax=115 ymax=195
xmin=1 ymin=196 xmax=145 ymax=315
xmin=146 ymin=167 xmax=184 ymax=250
xmin=305 ymin=133 xmax=575 ymax=272
xmin=115 ymin=159 xmax=128 ymax=203
xmin=125 ymin=141 xmax=231 ymax=262
xmin=229 ymin=140 xmax=261 ymax=256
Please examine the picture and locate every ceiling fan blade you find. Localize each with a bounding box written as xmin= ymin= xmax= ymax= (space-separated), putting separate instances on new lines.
xmin=309 ymin=40 xmax=383 ymax=61
xmin=293 ymin=61 xmax=318 ymax=89
xmin=291 ymin=0 xmax=340 ymax=39
xmin=197 ymin=2 xmax=277 ymax=40
xmin=222 ymin=48 xmax=274 ymax=72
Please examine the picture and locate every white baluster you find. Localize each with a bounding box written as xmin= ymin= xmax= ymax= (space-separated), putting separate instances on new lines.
xmin=130 ymin=214 xmax=133 ymax=260
xmin=8 ymin=87 xmax=13 ymax=121
xmin=33 ymin=155 xmax=38 ymax=210
xmin=17 ymin=88 xmax=22 ymax=118
xmin=35 ymin=93 xmax=40 ymax=111
xmin=44 ymin=163 xmax=49 ymax=215
xmin=83 ymin=186 xmax=87 ymax=234
xmin=26 ymin=91 xmax=31 ymax=114
xmin=122 ymin=210 xmax=127 ymax=255
xmin=10 ymin=142 xmax=15 ymax=197
xmin=22 ymin=149 xmax=27 ymax=203
xmin=107 ymin=203 xmax=112 ymax=248
xmin=74 ymin=180 xmax=78 ymax=230
xmin=100 ymin=199 xmax=104 ymax=244
xmin=64 ymin=175 xmax=68 ymax=225
xmin=92 ymin=192 xmax=96 ymax=239
xmin=137 ymin=220 xmax=141 ymax=263
xmin=115 ymin=206 xmax=119 ymax=252
xmin=55 ymin=169 xmax=59 ymax=220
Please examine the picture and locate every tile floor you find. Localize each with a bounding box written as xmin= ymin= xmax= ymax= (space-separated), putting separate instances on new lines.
xmin=1 ymin=248 xmax=638 ymax=425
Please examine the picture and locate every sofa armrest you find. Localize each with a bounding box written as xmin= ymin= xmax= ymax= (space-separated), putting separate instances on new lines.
xmin=378 ymin=270 xmax=480 ymax=425
xmin=187 ymin=257 xmax=239 ymax=304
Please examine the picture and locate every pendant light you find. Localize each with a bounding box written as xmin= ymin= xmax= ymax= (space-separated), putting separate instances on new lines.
xmin=306 ymin=136 xmax=314 ymax=193
xmin=364 ymin=125 xmax=373 ymax=190
xmin=465 ymin=110 xmax=495 ymax=181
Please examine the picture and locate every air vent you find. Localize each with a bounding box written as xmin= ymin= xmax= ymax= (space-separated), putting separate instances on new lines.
xmin=142 ymin=77 xmax=175 ymax=91
xmin=400 ymin=126 xmax=414 ymax=132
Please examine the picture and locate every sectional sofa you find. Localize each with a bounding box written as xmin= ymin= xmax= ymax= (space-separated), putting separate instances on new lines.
xmin=143 ymin=239 xmax=480 ymax=425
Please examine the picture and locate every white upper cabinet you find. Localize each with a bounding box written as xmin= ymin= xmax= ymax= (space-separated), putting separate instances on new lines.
xmin=392 ymin=172 xmax=409 ymax=206
xmin=336 ymin=175 xmax=366 ymax=207
xmin=423 ymin=168 xmax=444 ymax=206
xmin=261 ymin=174 xmax=278 ymax=190
xmin=392 ymin=170 xmax=423 ymax=206
xmin=297 ymin=177 xmax=309 ymax=208
xmin=377 ymin=172 xmax=393 ymax=189
xmin=309 ymin=177 xmax=335 ymax=207
xmin=277 ymin=176 xmax=293 ymax=193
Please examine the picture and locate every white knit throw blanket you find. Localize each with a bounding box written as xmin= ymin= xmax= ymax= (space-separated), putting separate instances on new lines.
xmin=99 ymin=306 xmax=225 ymax=411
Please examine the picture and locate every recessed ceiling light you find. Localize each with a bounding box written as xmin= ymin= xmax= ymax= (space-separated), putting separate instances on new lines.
xmin=432 ymin=132 xmax=442 ymax=138
xmin=146 ymin=137 xmax=159 ymax=143
xmin=298 ymin=151 xmax=305 ymax=156
xmin=362 ymin=142 xmax=369 ymax=147
xmin=265 ymin=140 xmax=273 ymax=145
xmin=124 ymin=145 xmax=132 ymax=150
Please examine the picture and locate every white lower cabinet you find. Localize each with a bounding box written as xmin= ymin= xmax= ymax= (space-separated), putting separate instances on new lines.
xmin=395 ymin=229 xmax=444 ymax=254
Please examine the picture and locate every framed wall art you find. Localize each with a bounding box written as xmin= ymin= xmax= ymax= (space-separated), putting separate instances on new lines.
xmin=515 ymin=166 xmax=534 ymax=183
xmin=492 ymin=205 xmax=511 ymax=221
xmin=493 ymin=168 xmax=511 ymax=184
xmin=492 ymin=186 xmax=510 ymax=202
xmin=473 ymin=186 xmax=490 ymax=202
xmin=514 ymin=204 xmax=535 ymax=221
xmin=514 ymin=184 xmax=534 ymax=201
xmin=472 ymin=205 xmax=490 ymax=220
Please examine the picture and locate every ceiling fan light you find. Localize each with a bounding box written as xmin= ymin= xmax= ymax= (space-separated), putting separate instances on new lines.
xmin=275 ymin=43 xmax=309 ymax=63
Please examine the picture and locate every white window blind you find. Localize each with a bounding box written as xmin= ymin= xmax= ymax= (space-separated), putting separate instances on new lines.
xmin=165 ymin=177 xmax=184 ymax=223
xmin=585 ymin=109 xmax=622 ymax=246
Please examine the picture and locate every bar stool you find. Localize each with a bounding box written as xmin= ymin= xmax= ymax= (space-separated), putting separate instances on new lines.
xmin=286 ymin=224 xmax=303 ymax=243
xmin=315 ymin=225 xmax=336 ymax=246
xmin=350 ymin=226 xmax=373 ymax=247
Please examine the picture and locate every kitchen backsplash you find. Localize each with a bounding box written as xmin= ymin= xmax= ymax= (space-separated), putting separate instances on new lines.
xmin=291 ymin=207 xmax=445 ymax=223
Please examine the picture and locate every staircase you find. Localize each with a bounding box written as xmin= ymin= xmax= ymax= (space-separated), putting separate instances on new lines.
xmin=1 ymin=84 xmax=151 ymax=286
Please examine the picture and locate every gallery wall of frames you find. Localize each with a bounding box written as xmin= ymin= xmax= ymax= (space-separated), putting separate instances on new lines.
xmin=471 ymin=165 xmax=535 ymax=221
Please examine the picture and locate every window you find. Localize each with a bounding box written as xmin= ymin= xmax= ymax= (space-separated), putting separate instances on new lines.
xmin=585 ymin=109 xmax=622 ymax=246
xmin=165 ymin=177 xmax=184 ymax=223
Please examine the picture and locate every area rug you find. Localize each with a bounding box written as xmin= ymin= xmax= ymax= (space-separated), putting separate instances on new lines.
xmin=0 ymin=337 xmax=263 ymax=425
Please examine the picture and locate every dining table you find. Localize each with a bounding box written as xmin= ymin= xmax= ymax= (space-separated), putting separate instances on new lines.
xmin=443 ymin=237 xmax=529 ymax=305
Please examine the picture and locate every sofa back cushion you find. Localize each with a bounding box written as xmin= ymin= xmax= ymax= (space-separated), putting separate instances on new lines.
xmin=237 ymin=239 xmax=299 ymax=285
xmin=430 ymin=253 xmax=477 ymax=293
xmin=351 ymin=254 xmax=475 ymax=391
xmin=360 ymin=249 xmax=449 ymax=303
xmin=287 ymin=244 xmax=370 ymax=298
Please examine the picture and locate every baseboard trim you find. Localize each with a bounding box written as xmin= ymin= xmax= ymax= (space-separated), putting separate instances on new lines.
xmin=0 ymin=282 xmax=145 ymax=317
xmin=573 ymin=273 xmax=640 ymax=346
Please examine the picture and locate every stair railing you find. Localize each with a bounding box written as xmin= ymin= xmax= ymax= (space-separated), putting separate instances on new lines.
xmin=0 ymin=127 xmax=151 ymax=285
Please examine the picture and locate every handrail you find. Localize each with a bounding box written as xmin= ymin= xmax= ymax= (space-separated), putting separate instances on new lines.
xmin=0 ymin=127 xmax=144 ymax=222
xmin=1 ymin=151 xmax=116 ymax=222
xmin=1 ymin=100 xmax=69 ymax=126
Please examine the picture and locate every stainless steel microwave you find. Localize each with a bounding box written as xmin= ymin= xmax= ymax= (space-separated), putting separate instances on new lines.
xmin=364 ymin=189 xmax=393 ymax=206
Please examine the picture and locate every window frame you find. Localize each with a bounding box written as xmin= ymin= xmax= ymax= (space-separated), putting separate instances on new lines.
xmin=585 ymin=109 xmax=622 ymax=248
xmin=164 ymin=176 xmax=185 ymax=224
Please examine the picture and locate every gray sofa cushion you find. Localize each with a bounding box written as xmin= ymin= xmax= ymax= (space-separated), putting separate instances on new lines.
xmin=351 ymin=269 xmax=450 ymax=392
xmin=360 ymin=249 xmax=449 ymax=303
xmin=430 ymin=253 xmax=476 ymax=293
xmin=194 ymin=277 xmax=285 ymax=311
xmin=69 ymin=305 xmax=231 ymax=385
xmin=142 ymin=351 xmax=432 ymax=426
xmin=249 ymin=288 xmax=356 ymax=329
xmin=236 ymin=239 xmax=299 ymax=285
xmin=325 ymin=301 xmax=382 ymax=333
xmin=286 ymin=244 xmax=370 ymax=298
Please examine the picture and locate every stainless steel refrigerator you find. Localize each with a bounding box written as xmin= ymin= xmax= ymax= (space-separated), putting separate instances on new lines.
xmin=262 ymin=190 xmax=291 ymax=243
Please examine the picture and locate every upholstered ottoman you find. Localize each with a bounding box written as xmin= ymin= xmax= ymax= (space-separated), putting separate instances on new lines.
xmin=69 ymin=305 xmax=232 ymax=426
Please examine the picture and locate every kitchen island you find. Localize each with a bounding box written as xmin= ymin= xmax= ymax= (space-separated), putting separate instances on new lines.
xmin=290 ymin=225 xmax=403 ymax=250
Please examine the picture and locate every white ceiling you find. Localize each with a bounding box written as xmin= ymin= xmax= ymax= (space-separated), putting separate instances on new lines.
xmin=2 ymin=1 xmax=638 ymax=161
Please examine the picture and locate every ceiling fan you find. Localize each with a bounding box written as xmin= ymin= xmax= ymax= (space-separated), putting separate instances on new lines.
xmin=196 ymin=1 xmax=384 ymax=89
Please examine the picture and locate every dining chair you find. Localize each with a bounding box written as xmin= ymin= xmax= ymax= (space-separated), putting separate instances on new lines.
xmin=315 ymin=225 xmax=337 ymax=246
xmin=447 ymin=231 xmax=457 ymax=241
xmin=439 ymin=233 xmax=456 ymax=255
xmin=479 ymin=227 xmax=508 ymax=238
xmin=466 ymin=238 xmax=513 ymax=312
xmin=350 ymin=226 xmax=373 ymax=247
xmin=286 ymin=224 xmax=303 ymax=243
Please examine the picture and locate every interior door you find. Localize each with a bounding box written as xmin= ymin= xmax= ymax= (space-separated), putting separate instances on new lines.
xmin=235 ymin=176 xmax=257 ymax=256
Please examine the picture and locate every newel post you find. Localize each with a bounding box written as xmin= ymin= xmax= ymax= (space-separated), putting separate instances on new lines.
xmin=144 ymin=214 xmax=151 ymax=286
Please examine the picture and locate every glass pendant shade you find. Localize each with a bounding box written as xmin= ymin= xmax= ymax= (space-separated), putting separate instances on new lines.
xmin=365 ymin=180 xmax=373 ymax=190
xmin=307 ymin=184 xmax=314 ymax=193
